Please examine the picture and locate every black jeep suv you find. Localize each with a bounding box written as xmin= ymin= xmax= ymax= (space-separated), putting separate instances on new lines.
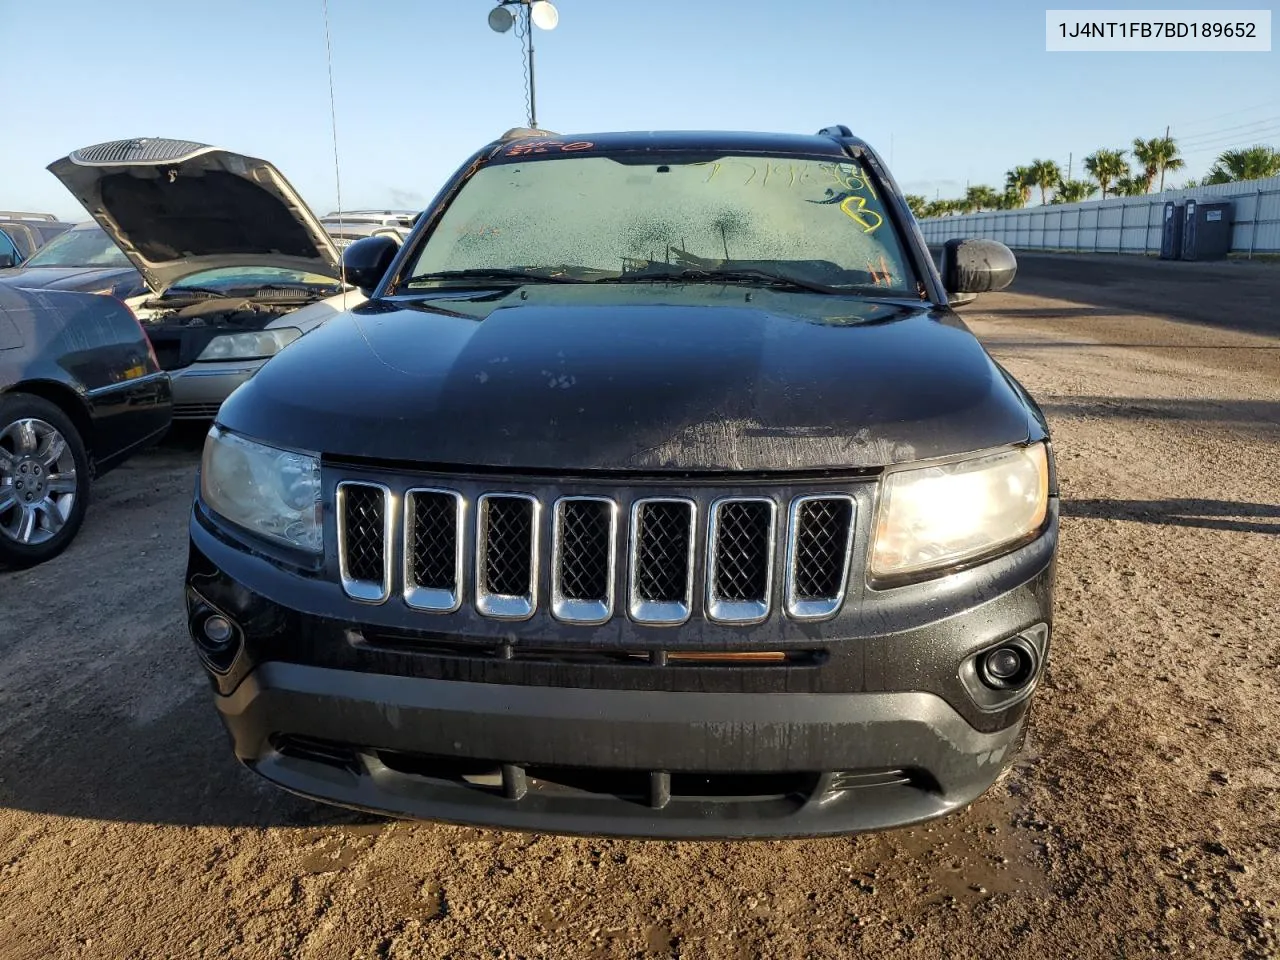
xmin=185 ymin=126 xmax=1057 ymax=838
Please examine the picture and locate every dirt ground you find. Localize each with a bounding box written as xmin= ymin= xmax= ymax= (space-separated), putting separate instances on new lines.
xmin=1 ymin=253 xmax=1277 ymax=959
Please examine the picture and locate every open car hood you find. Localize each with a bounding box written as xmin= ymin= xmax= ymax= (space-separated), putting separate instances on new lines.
xmin=47 ymin=138 xmax=341 ymax=294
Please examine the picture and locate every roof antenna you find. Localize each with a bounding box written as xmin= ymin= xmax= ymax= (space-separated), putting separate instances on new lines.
xmin=322 ymin=0 xmax=347 ymax=307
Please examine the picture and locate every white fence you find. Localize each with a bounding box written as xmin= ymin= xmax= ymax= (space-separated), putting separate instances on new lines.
xmin=916 ymin=175 xmax=1280 ymax=256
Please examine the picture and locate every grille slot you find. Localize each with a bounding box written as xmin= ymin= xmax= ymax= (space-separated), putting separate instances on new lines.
xmin=403 ymin=489 xmax=464 ymax=613
xmin=475 ymin=493 xmax=540 ymax=620
xmin=552 ymin=497 xmax=617 ymax=624
xmin=707 ymin=498 xmax=776 ymax=624
xmin=337 ymin=482 xmax=392 ymax=603
xmin=628 ymin=499 xmax=696 ymax=624
xmin=785 ymin=495 xmax=857 ymax=620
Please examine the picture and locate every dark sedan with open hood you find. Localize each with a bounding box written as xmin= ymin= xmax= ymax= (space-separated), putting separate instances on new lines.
xmin=45 ymin=139 xmax=360 ymax=419
xmin=186 ymin=126 xmax=1057 ymax=838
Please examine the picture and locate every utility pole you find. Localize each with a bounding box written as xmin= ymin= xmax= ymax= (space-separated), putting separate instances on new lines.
xmin=1160 ymin=125 xmax=1171 ymax=191
xmin=1067 ymin=152 xmax=1072 ymax=181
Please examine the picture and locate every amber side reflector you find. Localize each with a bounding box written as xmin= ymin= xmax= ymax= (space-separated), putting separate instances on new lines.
xmin=666 ymin=651 xmax=788 ymax=663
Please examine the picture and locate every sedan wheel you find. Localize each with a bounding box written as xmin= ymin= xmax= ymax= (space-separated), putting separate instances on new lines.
xmin=0 ymin=394 xmax=91 ymax=569
xmin=0 ymin=418 xmax=78 ymax=544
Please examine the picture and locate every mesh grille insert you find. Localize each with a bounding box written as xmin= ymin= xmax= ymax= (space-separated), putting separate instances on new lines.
xmin=409 ymin=492 xmax=458 ymax=590
xmin=712 ymin=501 xmax=772 ymax=603
xmin=633 ymin=501 xmax=693 ymax=603
xmin=557 ymin=500 xmax=611 ymax=601
xmin=481 ymin=496 xmax=534 ymax=597
xmin=342 ymin=485 xmax=386 ymax=585
xmin=793 ymin=498 xmax=853 ymax=600
xmin=70 ymin=138 xmax=208 ymax=164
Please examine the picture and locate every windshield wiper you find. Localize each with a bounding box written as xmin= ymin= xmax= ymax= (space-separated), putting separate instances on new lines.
xmin=595 ymin=268 xmax=844 ymax=295
xmin=402 ymin=268 xmax=585 ymax=287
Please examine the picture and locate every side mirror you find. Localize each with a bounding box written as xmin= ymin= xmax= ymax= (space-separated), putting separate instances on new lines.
xmin=941 ymin=238 xmax=1016 ymax=295
xmin=0 ymin=252 xmax=16 ymax=269
xmin=340 ymin=235 xmax=399 ymax=293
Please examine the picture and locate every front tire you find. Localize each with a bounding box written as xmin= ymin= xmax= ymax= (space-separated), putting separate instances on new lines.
xmin=0 ymin=393 xmax=91 ymax=569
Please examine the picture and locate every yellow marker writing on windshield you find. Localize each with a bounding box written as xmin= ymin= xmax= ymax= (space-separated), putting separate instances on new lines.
xmin=839 ymin=195 xmax=883 ymax=234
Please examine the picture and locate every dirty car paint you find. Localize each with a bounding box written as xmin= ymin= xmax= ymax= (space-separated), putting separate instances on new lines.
xmin=216 ymin=284 xmax=1036 ymax=473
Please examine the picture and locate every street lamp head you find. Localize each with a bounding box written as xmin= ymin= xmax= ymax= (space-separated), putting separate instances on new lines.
xmin=487 ymin=5 xmax=514 ymax=32
xmin=530 ymin=0 xmax=559 ymax=30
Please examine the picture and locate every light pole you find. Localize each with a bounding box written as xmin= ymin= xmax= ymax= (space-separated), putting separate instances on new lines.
xmin=487 ymin=0 xmax=560 ymax=130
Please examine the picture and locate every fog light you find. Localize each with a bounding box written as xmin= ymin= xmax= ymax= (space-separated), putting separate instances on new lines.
xmin=977 ymin=641 xmax=1036 ymax=691
xmin=985 ymin=648 xmax=1022 ymax=681
xmin=202 ymin=615 xmax=233 ymax=647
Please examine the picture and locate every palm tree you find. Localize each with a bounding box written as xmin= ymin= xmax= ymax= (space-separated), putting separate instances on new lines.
xmin=1133 ymin=136 xmax=1185 ymax=192
xmin=1131 ymin=138 xmax=1159 ymax=192
xmin=923 ymin=199 xmax=958 ymax=218
xmin=1083 ymin=149 xmax=1130 ymax=199
xmin=1112 ymin=175 xmax=1148 ymax=197
xmin=904 ymin=194 xmax=929 ymax=218
xmin=1028 ymin=159 xmax=1062 ymax=205
xmin=1203 ymin=145 xmax=1280 ymax=184
xmin=1052 ymin=179 xmax=1094 ymax=204
xmin=965 ymin=185 xmax=1001 ymax=212
xmin=1004 ymin=167 xmax=1034 ymax=207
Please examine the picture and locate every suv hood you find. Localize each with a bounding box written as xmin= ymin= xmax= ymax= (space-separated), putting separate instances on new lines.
xmin=217 ymin=286 xmax=1036 ymax=473
xmin=46 ymin=138 xmax=340 ymax=294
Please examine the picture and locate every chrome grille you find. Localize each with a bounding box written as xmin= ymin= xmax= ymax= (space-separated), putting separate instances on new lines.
xmin=628 ymin=499 xmax=696 ymax=625
xmin=707 ymin=499 xmax=777 ymax=624
xmin=334 ymin=481 xmax=860 ymax=624
xmin=786 ymin=496 xmax=857 ymax=620
xmin=70 ymin=137 xmax=210 ymax=165
xmin=404 ymin=489 xmax=463 ymax=612
xmin=337 ymin=482 xmax=392 ymax=603
xmin=475 ymin=494 xmax=539 ymax=620
xmin=552 ymin=497 xmax=617 ymax=624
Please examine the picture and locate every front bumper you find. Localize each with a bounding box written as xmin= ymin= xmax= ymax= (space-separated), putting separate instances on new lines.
xmin=169 ymin=361 xmax=265 ymax=420
xmin=218 ymin=664 xmax=1024 ymax=838
xmin=187 ymin=501 xmax=1055 ymax=838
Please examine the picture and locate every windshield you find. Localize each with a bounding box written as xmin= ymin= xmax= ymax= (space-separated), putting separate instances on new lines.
xmin=166 ymin=266 xmax=343 ymax=294
xmin=21 ymin=225 xmax=130 ymax=269
xmin=398 ymin=153 xmax=915 ymax=294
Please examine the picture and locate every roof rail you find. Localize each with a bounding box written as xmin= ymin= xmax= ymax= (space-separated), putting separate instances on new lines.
xmin=816 ymin=125 xmax=853 ymax=138
xmin=0 ymin=211 xmax=59 ymax=221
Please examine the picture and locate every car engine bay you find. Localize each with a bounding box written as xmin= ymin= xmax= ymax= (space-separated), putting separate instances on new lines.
xmin=132 ymin=293 xmax=320 ymax=370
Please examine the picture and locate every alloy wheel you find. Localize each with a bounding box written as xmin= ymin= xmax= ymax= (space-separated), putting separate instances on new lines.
xmin=0 ymin=417 xmax=79 ymax=546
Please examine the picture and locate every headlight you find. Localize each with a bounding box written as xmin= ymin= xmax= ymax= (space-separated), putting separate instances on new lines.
xmin=870 ymin=442 xmax=1049 ymax=580
xmin=200 ymin=427 xmax=322 ymax=552
xmin=196 ymin=327 xmax=301 ymax=362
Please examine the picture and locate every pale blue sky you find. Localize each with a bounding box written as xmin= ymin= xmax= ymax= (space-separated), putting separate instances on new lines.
xmin=3 ymin=0 xmax=1276 ymax=220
